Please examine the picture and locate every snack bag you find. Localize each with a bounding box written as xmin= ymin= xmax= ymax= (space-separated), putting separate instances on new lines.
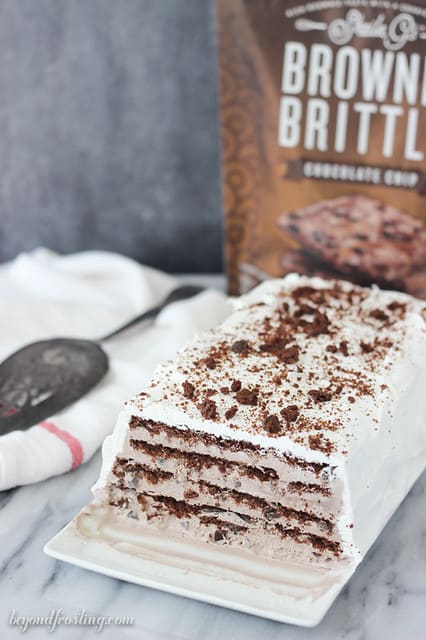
xmin=216 ymin=1 xmax=426 ymax=296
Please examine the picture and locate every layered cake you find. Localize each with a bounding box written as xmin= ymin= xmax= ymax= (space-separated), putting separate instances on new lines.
xmin=93 ymin=275 xmax=426 ymax=572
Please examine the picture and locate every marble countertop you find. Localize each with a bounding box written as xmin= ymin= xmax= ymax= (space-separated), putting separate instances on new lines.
xmin=1 ymin=275 xmax=425 ymax=640
xmin=1 ymin=457 xmax=425 ymax=640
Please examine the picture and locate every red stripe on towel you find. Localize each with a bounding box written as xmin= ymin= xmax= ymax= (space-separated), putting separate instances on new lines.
xmin=39 ymin=421 xmax=84 ymax=469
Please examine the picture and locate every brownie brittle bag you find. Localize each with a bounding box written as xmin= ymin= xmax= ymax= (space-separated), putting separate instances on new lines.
xmin=216 ymin=1 xmax=426 ymax=297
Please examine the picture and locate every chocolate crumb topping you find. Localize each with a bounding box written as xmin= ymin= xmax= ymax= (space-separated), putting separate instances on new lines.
xmin=339 ymin=341 xmax=349 ymax=356
xmin=199 ymin=398 xmax=217 ymax=420
xmin=308 ymin=434 xmax=334 ymax=454
xmin=132 ymin=277 xmax=421 ymax=459
xmin=369 ymin=308 xmax=389 ymax=322
xmin=301 ymin=311 xmax=330 ymax=337
xmin=264 ymin=414 xmax=281 ymax=434
xmin=292 ymin=285 xmax=326 ymax=306
xmin=360 ymin=341 xmax=374 ymax=353
xmin=225 ymin=406 xmax=238 ymax=421
xmin=231 ymin=339 xmax=250 ymax=356
xmin=387 ymin=301 xmax=407 ymax=313
xmin=292 ymin=286 xmax=317 ymax=299
xmin=308 ymin=389 xmax=333 ymax=403
xmin=294 ymin=303 xmax=316 ymax=318
xmin=235 ymin=387 xmax=258 ymax=406
xmin=259 ymin=335 xmax=291 ymax=356
xmin=182 ymin=381 xmax=195 ymax=400
xmin=231 ymin=379 xmax=242 ymax=392
xmin=280 ymin=405 xmax=300 ymax=423
xmin=281 ymin=344 xmax=300 ymax=364
xmin=205 ymin=357 xmax=217 ymax=370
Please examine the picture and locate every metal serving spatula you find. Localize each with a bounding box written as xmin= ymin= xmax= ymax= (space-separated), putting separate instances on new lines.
xmin=0 ymin=284 xmax=204 ymax=435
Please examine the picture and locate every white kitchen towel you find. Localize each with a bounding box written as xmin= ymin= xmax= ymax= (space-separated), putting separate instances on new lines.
xmin=0 ymin=249 xmax=230 ymax=491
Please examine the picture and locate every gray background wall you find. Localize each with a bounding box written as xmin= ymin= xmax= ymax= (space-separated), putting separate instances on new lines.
xmin=0 ymin=0 xmax=223 ymax=272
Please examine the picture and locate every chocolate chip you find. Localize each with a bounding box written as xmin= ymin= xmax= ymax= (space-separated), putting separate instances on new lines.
xmin=280 ymin=404 xmax=299 ymax=422
xmin=225 ymin=405 xmax=238 ymax=420
xmin=360 ymin=341 xmax=374 ymax=353
xmin=230 ymin=379 xmax=242 ymax=392
xmin=235 ymin=388 xmax=258 ymax=406
xmin=182 ymin=381 xmax=195 ymax=399
xmin=238 ymin=513 xmax=251 ymax=523
xmin=264 ymin=414 xmax=281 ymax=434
xmin=326 ymin=344 xmax=337 ymax=353
xmin=214 ymin=529 xmax=224 ymax=542
xmin=231 ymin=339 xmax=250 ymax=356
xmin=264 ymin=507 xmax=278 ymax=520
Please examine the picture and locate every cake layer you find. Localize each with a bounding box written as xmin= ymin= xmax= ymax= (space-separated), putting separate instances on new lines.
xmin=129 ymin=417 xmax=330 ymax=478
xmin=121 ymin=434 xmax=340 ymax=522
xmin=107 ymin=485 xmax=342 ymax=564
xmin=126 ymin=417 xmax=338 ymax=517
xmin=110 ymin=458 xmax=337 ymax=540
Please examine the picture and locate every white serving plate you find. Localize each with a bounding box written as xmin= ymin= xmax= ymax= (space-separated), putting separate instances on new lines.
xmin=44 ymin=503 xmax=355 ymax=627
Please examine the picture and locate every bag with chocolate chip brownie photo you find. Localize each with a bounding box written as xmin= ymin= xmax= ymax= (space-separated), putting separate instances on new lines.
xmin=216 ymin=0 xmax=426 ymax=297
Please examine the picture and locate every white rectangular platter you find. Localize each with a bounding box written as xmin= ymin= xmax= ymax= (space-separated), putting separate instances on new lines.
xmin=44 ymin=504 xmax=355 ymax=627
